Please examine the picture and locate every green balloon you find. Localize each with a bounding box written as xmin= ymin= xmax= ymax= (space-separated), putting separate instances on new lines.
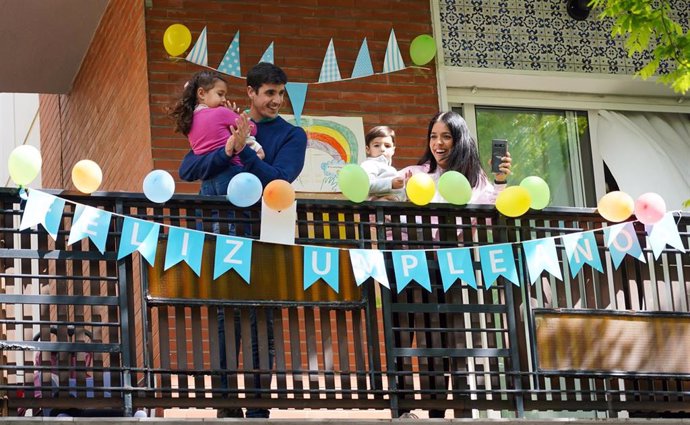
xmin=520 ymin=176 xmax=550 ymax=210
xmin=409 ymin=34 xmax=437 ymax=66
xmin=438 ymin=171 xmax=472 ymax=205
xmin=8 ymin=145 xmax=42 ymax=186
xmin=338 ymin=164 xmax=370 ymax=203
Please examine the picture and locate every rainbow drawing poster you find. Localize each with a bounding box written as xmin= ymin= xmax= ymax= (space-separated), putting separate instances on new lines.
xmin=285 ymin=115 xmax=365 ymax=193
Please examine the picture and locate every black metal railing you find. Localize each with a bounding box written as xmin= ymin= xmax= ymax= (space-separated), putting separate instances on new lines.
xmin=0 ymin=187 xmax=688 ymax=418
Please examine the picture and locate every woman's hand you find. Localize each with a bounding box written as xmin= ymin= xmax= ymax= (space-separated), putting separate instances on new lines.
xmin=492 ymin=151 xmax=512 ymax=183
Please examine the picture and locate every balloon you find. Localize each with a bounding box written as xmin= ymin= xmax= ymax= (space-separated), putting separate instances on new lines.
xmin=519 ymin=176 xmax=550 ymax=210
xmin=634 ymin=192 xmax=666 ymax=225
xmin=437 ymin=171 xmax=471 ymax=205
xmin=406 ymin=173 xmax=436 ymax=206
xmin=143 ymin=170 xmax=175 ymax=203
xmin=409 ymin=34 xmax=437 ymax=66
xmin=226 ymin=172 xmax=263 ymax=207
xmin=163 ymin=24 xmax=192 ymax=57
xmin=338 ymin=164 xmax=369 ymax=203
xmin=71 ymin=160 xmax=102 ymax=194
xmin=597 ymin=191 xmax=634 ymax=222
xmin=263 ymin=179 xmax=295 ymax=211
xmin=8 ymin=145 xmax=42 ymax=186
xmin=495 ymin=186 xmax=531 ymax=217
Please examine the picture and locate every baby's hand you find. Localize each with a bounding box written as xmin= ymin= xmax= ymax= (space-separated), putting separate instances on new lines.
xmin=256 ymin=148 xmax=265 ymax=160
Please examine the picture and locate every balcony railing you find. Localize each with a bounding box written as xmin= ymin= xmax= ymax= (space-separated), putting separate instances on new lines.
xmin=0 ymin=187 xmax=688 ymax=418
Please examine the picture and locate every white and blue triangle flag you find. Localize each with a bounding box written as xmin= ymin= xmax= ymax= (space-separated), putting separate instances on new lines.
xmin=349 ymin=249 xmax=389 ymax=289
xmin=392 ymin=250 xmax=430 ymax=293
xmin=19 ymin=189 xmax=65 ymax=240
xmin=478 ymin=243 xmax=519 ymax=288
xmin=214 ymin=235 xmax=252 ymax=282
xmin=117 ymin=217 xmax=160 ymax=266
xmin=318 ymin=39 xmax=342 ymax=83
xmin=165 ymin=227 xmax=205 ymax=276
xmin=285 ymin=82 xmax=308 ymax=126
xmin=67 ymin=205 xmax=112 ymax=254
xmin=646 ymin=212 xmax=686 ymax=259
xmin=351 ymin=38 xmax=374 ymax=78
xmin=218 ymin=31 xmax=241 ymax=77
xmin=604 ymin=222 xmax=646 ymax=269
xmin=186 ymin=26 xmax=208 ymax=67
xmin=304 ymin=246 xmax=340 ymax=293
xmin=383 ymin=29 xmax=405 ymax=73
xmin=259 ymin=42 xmax=274 ymax=64
xmin=562 ymin=231 xmax=603 ymax=277
xmin=522 ymin=237 xmax=563 ymax=284
xmin=437 ymin=247 xmax=476 ymax=291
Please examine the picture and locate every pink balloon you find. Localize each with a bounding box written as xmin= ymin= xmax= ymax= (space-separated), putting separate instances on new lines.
xmin=634 ymin=192 xmax=666 ymax=225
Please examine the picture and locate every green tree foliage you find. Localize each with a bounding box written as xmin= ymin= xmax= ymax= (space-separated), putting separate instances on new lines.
xmin=591 ymin=0 xmax=690 ymax=93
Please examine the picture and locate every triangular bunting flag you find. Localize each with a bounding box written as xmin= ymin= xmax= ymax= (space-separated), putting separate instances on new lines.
xmin=304 ymin=246 xmax=340 ymax=293
xmin=604 ymin=222 xmax=646 ymax=269
xmin=318 ymin=39 xmax=342 ymax=83
xmin=186 ymin=26 xmax=208 ymax=67
xmin=218 ymin=31 xmax=241 ymax=77
xmin=164 ymin=227 xmax=205 ymax=276
xmin=67 ymin=205 xmax=112 ymax=254
xmin=646 ymin=213 xmax=686 ymax=259
xmin=562 ymin=231 xmax=604 ymax=277
xmin=392 ymin=250 xmax=430 ymax=293
xmin=214 ymin=235 xmax=252 ymax=282
xmin=19 ymin=189 xmax=65 ymax=240
xmin=522 ymin=237 xmax=563 ymax=284
xmin=383 ymin=29 xmax=405 ymax=73
xmin=351 ymin=38 xmax=374 ymax=78
xmin=118 ymin=217 xmax=160 ymax=266
xmin=478 ymin=243 xmax=520 ymax=288
xmin=259 ymin=42 xmax=274 ymax=64
xmin=349 ymin=249 xmax=389 ymax=289
xmin=437 ymin=248 xmax=476 ymax=291
xmin=285 ymin=82 xmax=308 ymax=126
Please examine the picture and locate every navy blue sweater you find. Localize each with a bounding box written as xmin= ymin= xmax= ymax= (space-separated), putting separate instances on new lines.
xmin=179 ymin=116 xmax=307 ymax=186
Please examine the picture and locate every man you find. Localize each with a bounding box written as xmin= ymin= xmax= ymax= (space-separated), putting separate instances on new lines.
xmin=179 ymin=62 xmax=307 ymax=419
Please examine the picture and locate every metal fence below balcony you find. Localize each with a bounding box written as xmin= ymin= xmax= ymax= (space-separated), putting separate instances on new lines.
xmin=0 ymin=187 xmax=688 ymax=418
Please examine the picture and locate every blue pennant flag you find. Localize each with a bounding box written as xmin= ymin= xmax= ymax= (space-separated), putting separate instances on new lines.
xmin=285 ymin=82 xmax=308 ymax=127
xmin=522 ymin=237 xmax=563 ymax=284
xmin=478 ymin=243 xmax=519 ymax=288
xmin=164 ymin=227 xmax=205 ymax=276
xmin=186 ymin=26 xmax=208 ymax=67
xmin=646 ymin=213 xmax=686 ymax=259
xmin=562 ymin=231 xmax=603 ymax=277
xmin=67 ymin=205 xmax=112 ymax=254
xmin=259 ymin=42 xmax=274 ymax=64
xmin=437 ymin=248 xmax=476 ymax=291
xmin=349 ymin=249 xmax=389 ymax=289
xmin=118 ymin=217 xmax=160 ymax=265
xmin=383 ymin=29 xmax=405 ymax=73
xmin=304 ymin=246 xmax=340 ymax=293
xmin=604 ymin=222 xmax=646 ymax=269
xmin=392 ymin=250 xmax=430 ymax=293
xmin=19 ymin=189 xmax=65 ymax=240
xmin=214 ymin=235 xmax=252 ymax=282
xmin=218 ymin=31 xmax=241 ymax=77
xmin=318 ymin=38 xmax=342 ymax=83
xmin=351 ymin=38 xmax=374 ymax=78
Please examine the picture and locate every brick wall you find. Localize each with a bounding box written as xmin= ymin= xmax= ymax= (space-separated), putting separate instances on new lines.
xmin=39 ymin=0 xmax=152 ymax=192
xmin=145 ymin=0 xmax=439 ymax=193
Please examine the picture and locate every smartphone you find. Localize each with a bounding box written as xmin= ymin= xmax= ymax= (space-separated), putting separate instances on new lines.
xmin=491 ymin=139 xmax=508 ymax=173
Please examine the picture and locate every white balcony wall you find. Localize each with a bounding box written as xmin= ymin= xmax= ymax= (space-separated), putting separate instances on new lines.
xmin=0 ymin=93 xmax=41 ymax=188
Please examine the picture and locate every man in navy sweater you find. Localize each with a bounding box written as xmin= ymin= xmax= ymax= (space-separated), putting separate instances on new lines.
xmin=179 ymin=63 xmax=307 ymax=419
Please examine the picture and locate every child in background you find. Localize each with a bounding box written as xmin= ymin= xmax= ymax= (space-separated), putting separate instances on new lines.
xmin=361 ymin=126 xmax=406 ymax=201
xmin=170 ymin=70 xmax=264 ymax=166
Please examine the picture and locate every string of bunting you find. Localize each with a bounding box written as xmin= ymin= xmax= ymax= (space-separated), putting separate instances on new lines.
xmin=18 ymin=189 xmax=687 ymax=295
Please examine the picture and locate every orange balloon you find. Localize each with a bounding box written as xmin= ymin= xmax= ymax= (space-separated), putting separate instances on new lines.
xmin=597 ymin=191 xmax=634 ymax=222
xmin=263 ymin=179 xmax=295 ymax=211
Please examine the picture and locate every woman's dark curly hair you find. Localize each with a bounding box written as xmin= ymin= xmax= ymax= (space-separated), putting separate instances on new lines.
xmin=169 ymin=71 xmax=226 ymax=135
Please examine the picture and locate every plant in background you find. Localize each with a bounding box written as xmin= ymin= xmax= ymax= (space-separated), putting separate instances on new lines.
xmin=591 ymin=0 xmax=690 ymax=93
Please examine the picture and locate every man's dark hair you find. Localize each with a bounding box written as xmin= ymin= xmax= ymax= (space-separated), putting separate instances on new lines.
xmin=247 ymin=62 xmax=288 ymax=92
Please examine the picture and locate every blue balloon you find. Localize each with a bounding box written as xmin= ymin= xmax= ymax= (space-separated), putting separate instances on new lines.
xmin=143 ymin=170 xmax=175 ymax=203
xmin=227 ymin=172 xmax=263 ymax=207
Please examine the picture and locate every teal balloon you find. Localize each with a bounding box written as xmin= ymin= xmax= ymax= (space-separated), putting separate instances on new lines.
xmin=143 ymin=170 xmax=175 ymax=203
xmin=338 ymin=164 xmax=369 ymax=203
xmin=438 ymin=171 xmax=472 ymax=205
xmin=520 ymin=176 xmax=550 ymax=210
xmin=227 ymin=172 xmax=263 ymax=207
xmin=409 ymin=34 xmax=437 ymax=66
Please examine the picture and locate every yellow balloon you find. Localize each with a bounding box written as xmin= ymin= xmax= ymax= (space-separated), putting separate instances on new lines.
xmin=597 ymin=191 xmax=634 ymax=222
xmin=495 ymin=186 xmax=531 ymax=217
xmin=406 ymin=173 xmax=436 ymax=206
xmin=72 ymin=160 xmax=103 ymax=194
xmin=163 ymin=24 xmax=192 ymax=57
